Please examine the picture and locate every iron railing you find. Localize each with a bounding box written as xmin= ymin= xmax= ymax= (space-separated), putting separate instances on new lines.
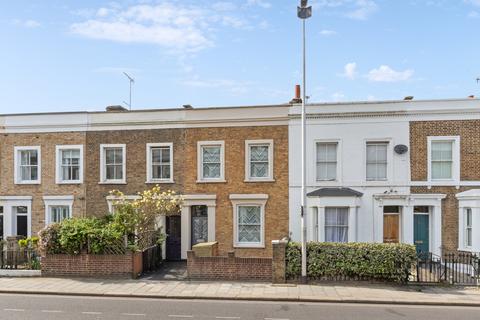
xmin=0 ymin=244 xmax=39 ymax=269
xmin=412 ymin=251 xmax=480 ymax=285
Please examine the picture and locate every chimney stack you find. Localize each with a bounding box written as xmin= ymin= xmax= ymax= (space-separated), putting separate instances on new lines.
xmin=289 ymin=84 xmax=302 ymax=104
xmin=106 ymin=105 xmax=128 ymax=112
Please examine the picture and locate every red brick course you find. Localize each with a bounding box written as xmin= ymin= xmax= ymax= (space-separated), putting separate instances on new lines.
xmin=187 ymin=251 xmax=272 ymax=282
xmin=41 ymin=252 xmax=142 ymax=279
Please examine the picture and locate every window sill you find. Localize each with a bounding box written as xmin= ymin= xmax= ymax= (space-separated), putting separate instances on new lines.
xmin=98 ymin=181 xmax=127 ymax=185
xmin=234 ymin=244 xmax=265 ymax=249
xmin=244 ymin=178 xmax=275 ymax=183
xmin=196 ymin=179 xmax=227 ymax=184
xmin=146 ymin=180 xmax=175 ymax=184
xmin=14 ymin=181 xmax=41 ymax=185
xmin=57 ymin=181 xmax=83 ymax=185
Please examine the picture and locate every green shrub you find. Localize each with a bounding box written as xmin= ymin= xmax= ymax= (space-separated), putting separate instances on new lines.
xmin=39 ymin=217 xmax=125 ymax=255
xmin=286 ymin=242 xmax=417 ymax=284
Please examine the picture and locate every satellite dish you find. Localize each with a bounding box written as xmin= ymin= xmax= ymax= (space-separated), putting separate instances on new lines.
xmin=394 ymin=144 xmax=408 ymax=155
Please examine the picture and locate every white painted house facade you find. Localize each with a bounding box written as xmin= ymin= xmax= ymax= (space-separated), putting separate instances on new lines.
xmin=288 ymin=99 xmax=480 ymax=256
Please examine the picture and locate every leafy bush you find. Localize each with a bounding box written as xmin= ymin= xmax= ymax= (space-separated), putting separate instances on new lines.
xmin=39 ymin=217 xmax=124 ymax=255
xmin=286 ymin=242 xmax=417 ymax=284
xmin=18 ymin=236 xmax=39 ymax=249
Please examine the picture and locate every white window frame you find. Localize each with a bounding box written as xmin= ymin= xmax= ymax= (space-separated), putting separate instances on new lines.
xmin=146 ymin=143 xmax=174 ymax=183
xmin=465 ymin=208 xmax=473 ymax=248
xmin=0 ymin=197 xmax=33 ymax=238
xmin=55 ymin=145 xmax=84 ymax=184
xmin=106 ymin=195 xmax=141 ymax=214
xmin=365 ymin=141 xmax=389 ymax=181
xmin=324 ymin=207 xmax=350 ymax=243
xmin=245 ymin=139 xmax=274 ymax=182
xmin=43 ymin=196 xmax=74 ymax=225
xmin=197 ymin=141 xmax=225 ymax=183
xmin=230 ymin=194 xmax=268 ymax=248
xmin=14 ymin=146 xmax=41 ymax=184
xmin=315 ymin=141 xmax=339 ymax=182
xmin=427 ymin=136 xmax=460 ymax=183
xmin=99 ymin=144 xmax=126 ymax=184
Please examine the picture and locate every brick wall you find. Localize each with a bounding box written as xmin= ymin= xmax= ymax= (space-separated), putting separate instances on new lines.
xmin=41 ymin=252 xmax=141 ymax=278
xmin=410 ymin=120 xmax=480 ymax=252
xmin=0 ymin=132 xmax=87 ymax=235
xmin=410 ymin=120 xmax=480 ymax=181
xmin=183 ymin=126 xmax=289 ymax=257
xmin=187 ymin=250 xmax=272 ymax=281
xmin=85 ymin=129 xmax=185 ymax=216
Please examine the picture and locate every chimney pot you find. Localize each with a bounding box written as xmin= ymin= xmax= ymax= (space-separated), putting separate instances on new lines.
xmin=468 ymin=95 xmax=475 ymax=99
xmin=404 ymin=96 xmax=414 ymax=101
xmin=289 ymin=84 xmax=303 ymax=104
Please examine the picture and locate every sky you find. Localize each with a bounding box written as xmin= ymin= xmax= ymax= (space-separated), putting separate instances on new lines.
xmin=0 ymin=0 xmax=479 ymax=114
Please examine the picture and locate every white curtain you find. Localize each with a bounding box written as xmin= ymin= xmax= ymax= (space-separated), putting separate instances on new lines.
xmin=325 ymin=207 xmax=349 ymax=243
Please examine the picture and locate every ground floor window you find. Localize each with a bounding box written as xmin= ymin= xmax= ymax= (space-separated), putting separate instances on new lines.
xmin=324 ymin=207 xmax=349 ymax=243
xmin=0 ymin=206 xmax=3 ymax=240
xmin=237 ymin=205 xmax=262 ymax=244
xmin=465 ymin=208 xmax=473 ymax=248
xmin=50 ymin=206 xmax=70 ymax=224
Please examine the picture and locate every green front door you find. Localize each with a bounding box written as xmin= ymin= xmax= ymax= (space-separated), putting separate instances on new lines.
xmin=414 ymin=214 xmax=429 ymax=254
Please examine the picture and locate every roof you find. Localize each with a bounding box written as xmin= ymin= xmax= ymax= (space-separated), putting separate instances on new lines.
xmin=307 ymin=187 xmax=363 ymax=197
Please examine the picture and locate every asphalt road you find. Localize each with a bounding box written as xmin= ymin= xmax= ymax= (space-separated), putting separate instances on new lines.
xmin=0 ymin=293 xmax=478 ymax=320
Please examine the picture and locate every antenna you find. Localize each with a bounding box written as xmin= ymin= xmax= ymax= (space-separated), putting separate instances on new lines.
xmin=123 ymin=72 xmax=135 ymax=110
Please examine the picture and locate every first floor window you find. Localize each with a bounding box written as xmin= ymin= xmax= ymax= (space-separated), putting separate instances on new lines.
xmin=60 ymin=148 xmax=81 ymax=182
xmin=14 ymin=206 xmax=28 ymax=237
xmin=237 ymin=205 xmax=262 ymax=244
xmin=15 ymin=147 xmax=41 ymax=183
xmin=148 ymin=144 xmax=172 ymax=181
xmin=465 ymin=208 xmax=472 ymax=248
xmin=50 ymin=206 xmax=70 ymax=224
xmin=325 ymin=207 xmax=349 ymax=243
xmin=101 ymin=145 xmax=126 ymax=183
xmin=198 ymin=141 xmax=224 ymax=181
xmin=247 ymin=143 xmax=272 ymax=179
xmin=316 ymin=142 xmax=337 ymax=181
xmin=366 ymin=142 xmax=388 ymax=181
xmin=431 ymin=140 xmax=453 ymax=180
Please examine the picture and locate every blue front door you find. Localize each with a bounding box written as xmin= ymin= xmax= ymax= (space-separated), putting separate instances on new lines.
xmin=414 ymin=214 xmax=429 ymax=254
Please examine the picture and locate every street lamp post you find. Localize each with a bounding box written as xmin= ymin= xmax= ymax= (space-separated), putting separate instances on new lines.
xmin=297 ymin=0 xmax=312 ymax=282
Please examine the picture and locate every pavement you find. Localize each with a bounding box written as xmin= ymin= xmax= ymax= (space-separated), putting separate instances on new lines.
xmin=0 ymin=293 xmax=479 ymax=320
xmin=0 ymin=277 xmax=480 ymax=307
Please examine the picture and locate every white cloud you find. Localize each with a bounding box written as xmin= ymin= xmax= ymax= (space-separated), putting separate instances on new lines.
xmin=319 ymin=29 xmax=337 ymax=36
xmin=246 ymin=0 xmax=272 ymax=9
xmin=346 ymin=0 xmax=378 ymax=20
xmin=468 ymin=10 xmax=479 ymax=18
xmin=342 ymin=62 xmax=357 ymax=80
xmin=465 ymin=0 xmax=480 ymax=7
xmin=212 ymin=2 xmax=237 ymax=11
xmin=367 ymin=65 xmax=414 ymax=82
xmin=71 ymin=2 xmax=263 ymax=53
xmin=315 ymin=0 xmax=378 ymax=20
xmin=12 ymin=19 xmax=41 ymax=28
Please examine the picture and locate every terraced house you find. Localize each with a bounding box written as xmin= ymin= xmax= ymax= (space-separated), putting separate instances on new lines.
xmin=289 ymin=97 xmax=480 ymax=256
xmin=0 ymin=105 xmax=289 ymax=259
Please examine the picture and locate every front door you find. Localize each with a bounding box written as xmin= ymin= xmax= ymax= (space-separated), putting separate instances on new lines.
xmin=383 ymin=215 xmax=400 ymax=243
xmin=191 ymin=206 xmax=208 ymax=247
xmin=414 ymin=214 xmax=430 ymax=254
xmin=166 ymin=215 xmax=181 ymax=261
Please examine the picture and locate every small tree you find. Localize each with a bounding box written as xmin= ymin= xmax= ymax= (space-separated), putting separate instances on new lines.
xmin=109 ymin=186 xmax=183 ymax=236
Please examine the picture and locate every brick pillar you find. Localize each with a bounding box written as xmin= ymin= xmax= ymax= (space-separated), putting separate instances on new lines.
xmin=272 ymin=239 xmax=288 ymax=283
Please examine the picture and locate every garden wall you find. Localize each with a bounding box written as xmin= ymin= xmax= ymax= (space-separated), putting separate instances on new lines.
xmin=41 ymin=252 xmax=143 ymax=279
xmin=187 ymin=251 xmax=273 ymax=282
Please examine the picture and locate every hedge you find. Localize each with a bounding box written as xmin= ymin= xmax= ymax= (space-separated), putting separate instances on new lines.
xmin=286 ymin=242 xmax=417 ymax=283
